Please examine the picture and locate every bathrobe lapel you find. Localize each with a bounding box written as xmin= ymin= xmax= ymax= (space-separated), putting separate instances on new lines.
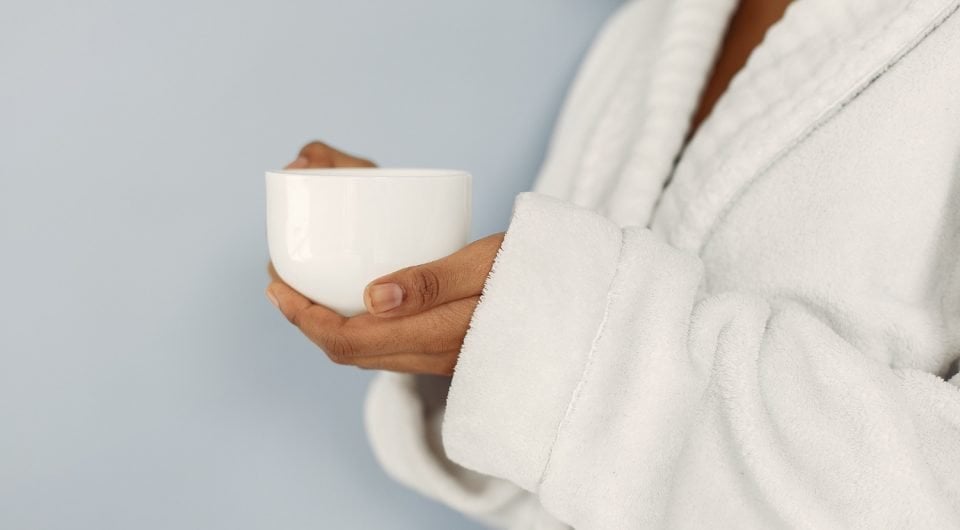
xmin=570 ymin=0 xmax=739 ymax=223
xmin=637 ymin=0 xmax=960 ymax=254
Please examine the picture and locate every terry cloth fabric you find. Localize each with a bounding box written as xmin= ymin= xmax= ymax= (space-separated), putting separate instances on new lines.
xmin=366 ymin=0 xmax=960 ymax=527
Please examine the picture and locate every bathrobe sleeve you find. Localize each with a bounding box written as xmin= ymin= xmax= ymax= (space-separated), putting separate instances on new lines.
xmin=441 ymin=192 xmax=960 ymax=529
xmin=361 ymin=3 xmax=648 ymax=527
xmin=365 ymin=371 xmax=569 ymax=529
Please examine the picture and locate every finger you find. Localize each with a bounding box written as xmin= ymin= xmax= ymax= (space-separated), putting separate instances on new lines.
xmin=295 ymin=297 xmax=477 ymax=363
xmin=267 ymin=261 xmax=280 ymax=282
xmin=290 ymin=141 xmax=375 ymax=169
xmin=363 ymin=234 xmax=504 ymax=317
xmin=350 ymin=351 xmax=459 ymax=376
xmin=285 ymin=156 xmax=308 ymax=169
xmin=266 ymin=280 xmax=318 ymax=325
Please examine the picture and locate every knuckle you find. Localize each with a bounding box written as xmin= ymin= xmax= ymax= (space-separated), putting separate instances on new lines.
xmin=415 ymin=267 xmax=442 ymax=306
xmin=302 ymin=140 xmax=329 ymax=153
xmin=301 ymin=141 xmax=335 ymax=164
xmin=289 ymin=307 xmax=306 ymax=327
xmin=325 ymin=335 xmax=356 ymax=364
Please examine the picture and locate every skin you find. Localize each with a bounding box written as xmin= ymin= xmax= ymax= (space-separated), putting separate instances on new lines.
xmin=690 ymin=0 xmax=794 ymax=135
xmin=267 ymin=0 xmax=793 ymax=376
xmin=266 ymin=142 xmax=501 ymax=375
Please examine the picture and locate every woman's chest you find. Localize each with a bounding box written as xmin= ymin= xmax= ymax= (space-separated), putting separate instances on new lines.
xmin=681 ymin=9 xmax=960 ymax=371
xmin=649 ymin=0 xmax=960 ymax=253
xmin=688 ymin=0 xmax=793 ymax=140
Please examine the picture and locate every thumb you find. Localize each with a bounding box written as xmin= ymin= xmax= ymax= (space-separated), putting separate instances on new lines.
xmin=363 ymin=234 xmax=502 ymax=317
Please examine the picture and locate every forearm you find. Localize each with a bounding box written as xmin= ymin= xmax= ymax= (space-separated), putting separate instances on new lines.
xmin=443 ymin=193 xmax=960 ymax=528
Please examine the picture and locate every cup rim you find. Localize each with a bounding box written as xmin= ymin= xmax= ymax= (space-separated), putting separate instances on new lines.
xmin=266 ymin=168 xmax=471 ymax=179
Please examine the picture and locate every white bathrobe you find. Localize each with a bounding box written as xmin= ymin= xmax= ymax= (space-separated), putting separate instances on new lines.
xmin=366 ymin=0 xmax=960 ymax=527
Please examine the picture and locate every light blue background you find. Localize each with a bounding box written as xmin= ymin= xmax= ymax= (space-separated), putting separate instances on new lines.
xmin=0 ymin=1 xmax=620 ymax=528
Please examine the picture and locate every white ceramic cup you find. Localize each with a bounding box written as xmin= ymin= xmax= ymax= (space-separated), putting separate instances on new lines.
xmin=266 ymin=168 xmax=472 ymax=316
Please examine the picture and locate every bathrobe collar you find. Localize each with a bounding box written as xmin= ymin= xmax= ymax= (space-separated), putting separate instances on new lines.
xmin=595 ymin=0 xmax=960 ymax=254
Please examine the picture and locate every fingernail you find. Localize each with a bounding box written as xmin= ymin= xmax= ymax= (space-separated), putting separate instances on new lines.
xmin=285 ymin=156 xmax=308 ymax=169
xmin=266 ymin=289 xmax=280 ymax=309
xmin=366 ymin=283 xmax=403 ymax=314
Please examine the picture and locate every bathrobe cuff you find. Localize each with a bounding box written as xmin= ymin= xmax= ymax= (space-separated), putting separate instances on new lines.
xmin=442 ymin=192 xmax=626 ymax=492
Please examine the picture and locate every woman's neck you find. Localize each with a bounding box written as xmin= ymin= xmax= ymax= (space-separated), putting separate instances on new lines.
xmin=688 ymin=0 xmax=793 ymax=139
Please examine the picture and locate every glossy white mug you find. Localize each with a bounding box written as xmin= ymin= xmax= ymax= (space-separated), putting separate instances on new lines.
xmin=266 ymin=168 xmax=472 ymax=316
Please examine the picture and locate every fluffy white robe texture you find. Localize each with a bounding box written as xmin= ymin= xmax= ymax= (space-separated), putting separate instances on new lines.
xmin=365 ymin=0 xmax=960 ymax=527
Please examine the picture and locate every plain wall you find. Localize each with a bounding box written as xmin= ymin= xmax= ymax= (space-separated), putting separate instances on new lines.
xmin=0 ymin=1 xmax=621 ymax=528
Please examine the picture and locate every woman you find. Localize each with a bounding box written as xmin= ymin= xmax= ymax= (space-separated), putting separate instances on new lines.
xmin=266 ymin=0 xmax=960 ymax=527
